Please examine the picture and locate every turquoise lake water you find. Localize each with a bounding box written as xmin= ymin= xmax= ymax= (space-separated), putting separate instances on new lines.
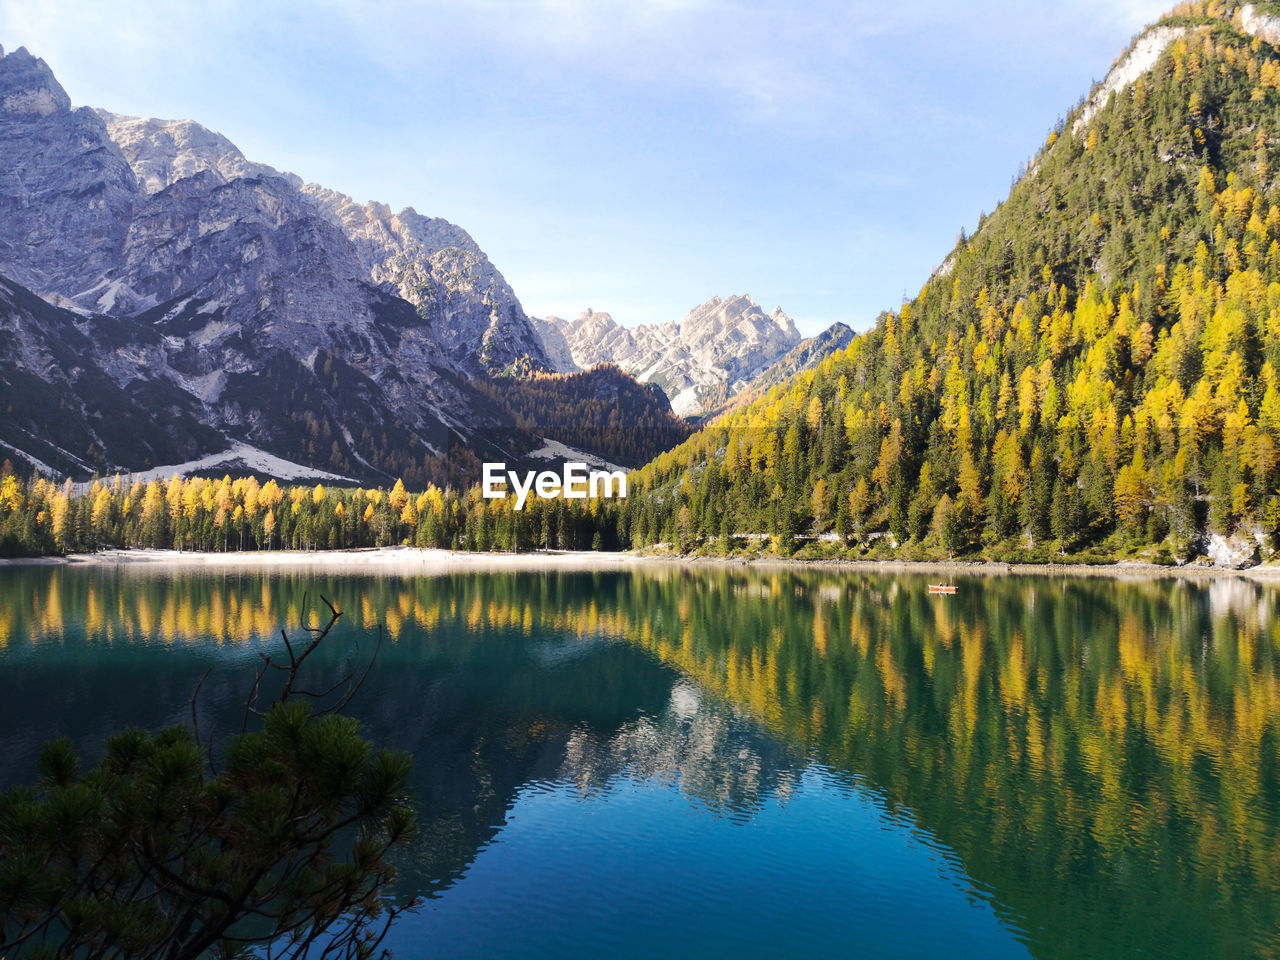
xmin=1 ymin=563 xmax=1276 ymax=958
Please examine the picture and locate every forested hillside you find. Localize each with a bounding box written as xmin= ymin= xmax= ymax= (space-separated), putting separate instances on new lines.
xmin=608 ymin=1 xmax=1280 ymax=563
xmin=475 ymin=361 xmax=693 ymax=468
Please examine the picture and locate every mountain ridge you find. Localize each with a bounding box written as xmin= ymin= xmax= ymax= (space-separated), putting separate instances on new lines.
xmin=534 ymin=294 xmax=802 ymax=416
xmin=0 ymin=43 xmax=684 ymax=485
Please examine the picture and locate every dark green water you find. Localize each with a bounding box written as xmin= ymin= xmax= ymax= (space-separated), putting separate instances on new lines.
xmin=1 ymin=563 xmax=1278 ymax=959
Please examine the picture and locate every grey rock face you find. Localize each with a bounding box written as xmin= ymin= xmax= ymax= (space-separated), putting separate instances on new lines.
xmin=543 ymin=296 xmax=802 ymax=416
xmin=96 ymin=108 xmax=549 ymax=374
xmin=0 ymin=270 xmax=221 ymax=477
xmin=530 ymin=316 xmax=580 ymax=372
xmin=300 ymin=185 xmax=549 ymax=373
xmin=97 ymin=111 xmax=299 ymax=194
xmin=1206 ymin=532 xmax=1260 ymax=569
xmin=0 ymin=48 xmax=137 ymax=297
xmin=0 ymin=45 xmax=531 ymax=479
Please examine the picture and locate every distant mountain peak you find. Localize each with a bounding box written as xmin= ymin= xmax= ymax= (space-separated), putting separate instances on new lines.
xmin=538 ymin=294 xmax=803 ymax=416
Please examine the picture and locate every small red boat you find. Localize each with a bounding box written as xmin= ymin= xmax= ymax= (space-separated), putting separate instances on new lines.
xmin=928 ymin=583 xmax=958 ymax=595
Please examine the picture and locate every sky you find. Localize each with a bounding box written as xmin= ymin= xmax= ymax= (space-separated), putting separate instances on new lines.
xmin=0 ymin=0 xmax=1171 ymax=336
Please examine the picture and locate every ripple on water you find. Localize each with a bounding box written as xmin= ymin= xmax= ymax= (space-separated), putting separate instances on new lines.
xmin=391 ymin=764 xmax=1031 ymax=960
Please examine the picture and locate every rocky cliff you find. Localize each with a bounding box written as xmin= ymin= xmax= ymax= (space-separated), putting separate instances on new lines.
xmin=539 ymin=295 xmax=801 ymax=416
xmin=0 ymin=44 xmax=551 ymax=483
xmin=95 ymin=107 xmax=549 ymax=375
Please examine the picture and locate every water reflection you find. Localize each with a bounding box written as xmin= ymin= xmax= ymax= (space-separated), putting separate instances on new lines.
xmin=0 ymin=564 xmax=1277 ymax=958
xmin=561 ymin=680 xmax=805 ymax=820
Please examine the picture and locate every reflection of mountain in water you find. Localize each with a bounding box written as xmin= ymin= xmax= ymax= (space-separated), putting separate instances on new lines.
xmin=370 ymin=632 xmax=677 ymax=899
xmin=4 ymin=565 xmax=1280 ymax=958
xmin=561 ymin=681 xmax=803 ymax=820
xmin=0 ymin=569 xmax=809 ymax=902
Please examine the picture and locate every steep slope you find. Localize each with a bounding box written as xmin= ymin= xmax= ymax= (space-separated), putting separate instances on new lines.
xmin=700 ymin=322 xmax=856 ymax=420
xmin=611 ymin=1 xmax=1280 ymax=564
xmin=0 ymin=46 xmax=136 ymax=299
xmin=529 ymin=315 xmax=580 ymax=372
xmin=298 ymin=186 xmax=549 ymax=373
xmin=0 ymin=272 xmax=221 ymax=477
xmin=99 ymin=111 xmax=550 ymax=374
xmin=0 ymin=45 xmax=596 ymax=484
xmin=540 ymin=296 xmax=801 ymax=415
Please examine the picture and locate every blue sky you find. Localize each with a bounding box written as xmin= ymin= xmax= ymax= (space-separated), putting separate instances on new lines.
xmin=0 ymin=0 xmax=1169 ymax=335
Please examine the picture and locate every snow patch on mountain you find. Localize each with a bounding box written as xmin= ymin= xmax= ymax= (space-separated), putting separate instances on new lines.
xmin=122 ymin=443 xmax=355 ymax=485
xmin=0 ymin=439 xmax=57 ymax=476
xmin=527 ymin=438 xmax=626 ymax=474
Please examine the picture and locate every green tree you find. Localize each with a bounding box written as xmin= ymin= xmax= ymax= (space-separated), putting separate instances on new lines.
xmin=0 ymin=601 xmax=417 ymax=959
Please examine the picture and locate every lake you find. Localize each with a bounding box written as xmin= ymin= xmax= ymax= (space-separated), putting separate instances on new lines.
xmin=0 ymin=562 xmax=1277 ymax=959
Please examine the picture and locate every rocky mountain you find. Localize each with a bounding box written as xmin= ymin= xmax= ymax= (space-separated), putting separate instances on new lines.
xmin=701 ymin=322 xmax=855 ymax=419
xmin=599 ymin=1 xmax=1280 ymax=566
xmin=296 ymin=185 xmax=548 ymax=374
xmin=530 ymin=315 xmax=578 ymax=372
xmin=94 ymin=112 xmax=291 ymax=194
xmin=94 ymin=110 xmax=549 ymax=376
xmin=534 ymin=295 xmax=801 ymax=416
xmin=0 ymin=43 xmax=595 ymax=485
xmin=0 ymin=48 xmax=136 ymax=301
xmin=0 ymin=272 xmax=221 ymax=477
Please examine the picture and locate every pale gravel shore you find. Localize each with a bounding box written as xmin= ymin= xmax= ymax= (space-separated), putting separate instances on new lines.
xmin=4 ymin=546 xmax=1280 ymax=581
xmin=0 ymin=546 xmax=655 ymax=573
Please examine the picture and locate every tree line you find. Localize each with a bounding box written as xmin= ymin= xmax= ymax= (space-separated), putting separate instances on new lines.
xmin=0 ymin=469 xmax=624 ymax=557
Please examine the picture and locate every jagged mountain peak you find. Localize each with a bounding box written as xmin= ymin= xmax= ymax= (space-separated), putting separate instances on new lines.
xmin=0 ymin=51 xmax=137 ymax=295
xmin=0 ymin=45 xmax=71 ymax=116
xmin=0 ymin=44 xmax=565 ymax=481
xmin=297 ymin=183 xmax=549 ymax=373
xmin=541 ymin=294 xmax=803 ymax=416
xmin=96 ymin=111 xmax=300 ymax=194
xmin=682 ymin=294 xmax=800 ymax=341
xmin=0 ymin=43 xmax=550 ymax=376
xmin=768 ymin=304 xmax=799 ymax=332
xmin=575 ymin=307 xmax=619 ymax=327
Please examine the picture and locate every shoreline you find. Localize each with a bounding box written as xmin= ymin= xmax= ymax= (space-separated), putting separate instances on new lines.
xmin=3 ymin=546 xmax=1280 ymax=580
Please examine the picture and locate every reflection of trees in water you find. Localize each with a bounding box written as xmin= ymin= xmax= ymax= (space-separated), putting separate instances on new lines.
xmin=0 ymin=569 xmax=678 ymax=900
xmin=605 ymin=569 xmax=1280 ymax=960
xmin=561 ymin=681 xmax=803 ymax=820
xmin=5 ymin=565 xmax=1280 ymax=957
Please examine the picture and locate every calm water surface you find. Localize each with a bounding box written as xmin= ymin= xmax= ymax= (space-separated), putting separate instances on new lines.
xmin=0 ymin=564 xmax=1277 ymax=959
